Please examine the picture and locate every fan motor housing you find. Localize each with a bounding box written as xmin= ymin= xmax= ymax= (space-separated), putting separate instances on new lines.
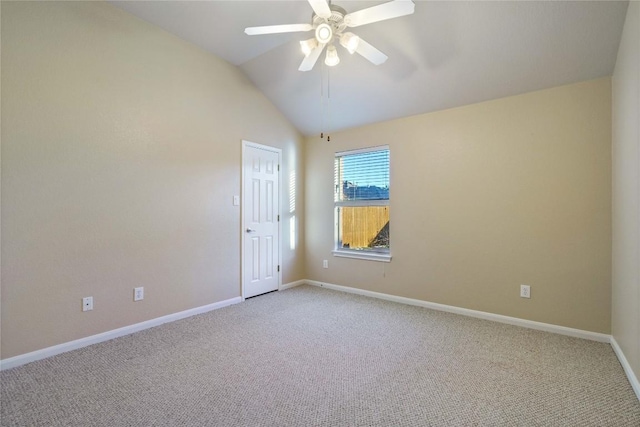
xmin=313 ymin=5 xmax=348 ymax=34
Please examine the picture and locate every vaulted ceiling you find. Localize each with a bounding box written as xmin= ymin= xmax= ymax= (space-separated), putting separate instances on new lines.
xmin=110 ymin=1 xmax=628 ymax=136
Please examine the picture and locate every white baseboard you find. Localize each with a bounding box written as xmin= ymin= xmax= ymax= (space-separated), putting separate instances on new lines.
xmin=280 ymin=280 xmax=306 ymax=291
xmin=611 ymin=337 xmax=640 ymax=401
xmin=0 ymin=296 xmax=242 ymax=371
xmin=6 ymin=281 xmax=637 ymax=403
xmin=305 ymin=280 xmax=611 ymax=343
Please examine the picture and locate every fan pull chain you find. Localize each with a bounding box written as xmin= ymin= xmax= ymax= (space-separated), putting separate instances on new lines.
xmin=318 ymin=62 xmax=332 ymax=142
xmin=327 ymin=67 xmax=331 ymax=142
xmin=320 ymin=61 xmax=325 ymax=140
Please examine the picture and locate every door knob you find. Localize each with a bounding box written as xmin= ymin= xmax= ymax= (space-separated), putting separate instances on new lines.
xmin=246 ymin=228 xmax=256 ymax=233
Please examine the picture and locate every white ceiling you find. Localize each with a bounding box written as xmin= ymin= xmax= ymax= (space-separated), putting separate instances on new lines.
xmin=110 ymin=1 xmax=629 ymax=136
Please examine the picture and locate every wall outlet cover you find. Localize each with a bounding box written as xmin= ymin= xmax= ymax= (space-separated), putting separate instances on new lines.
xmin=82 ymin=296 xmax=93 ymax=312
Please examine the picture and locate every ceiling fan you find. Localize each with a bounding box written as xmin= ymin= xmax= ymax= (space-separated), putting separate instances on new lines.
xmin=245 ymin=0 xmax=415 ymax=72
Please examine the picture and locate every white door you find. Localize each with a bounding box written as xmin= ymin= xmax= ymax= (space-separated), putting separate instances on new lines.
xmin=243 ymin=142 xmax=280 ymax=298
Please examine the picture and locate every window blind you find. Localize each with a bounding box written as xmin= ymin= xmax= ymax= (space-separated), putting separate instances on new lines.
xmin=335 ymin=147 xmax=390 ymax=202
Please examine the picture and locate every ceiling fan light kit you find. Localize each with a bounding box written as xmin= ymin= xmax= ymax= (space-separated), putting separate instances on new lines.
xmin=339 ymin=32 xmax=360 ymax=54
xmin=315 ymin=23 xmax=333 ymax=44
xmin=300 ymin=38 xmax=319 ymax=57
xmin=244 ymin=0 xmax=415 ymax=72
xmin=325 ymin=45 xmax=340 ymax=66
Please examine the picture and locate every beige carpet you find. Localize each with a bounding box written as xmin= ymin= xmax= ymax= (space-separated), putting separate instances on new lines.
xmin=1 ymin=285 xmax=639 ymax=426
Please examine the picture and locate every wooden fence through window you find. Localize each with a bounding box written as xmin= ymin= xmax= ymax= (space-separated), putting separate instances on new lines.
xmin=341 ymin=206 xmax=389 ymax=249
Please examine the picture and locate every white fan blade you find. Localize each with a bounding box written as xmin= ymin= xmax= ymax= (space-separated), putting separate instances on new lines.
xmin=308 ymin=0 xmax=332 ymax=19
xmin=355 ymin=38 xmax=388 ymax=65
xmin=299 ymin=44 xmax=325 ymax=72
xmin=245 ymin=23 xmax=313 ymax=36
xmin=344 ymin=0 xmax=415 ymax=28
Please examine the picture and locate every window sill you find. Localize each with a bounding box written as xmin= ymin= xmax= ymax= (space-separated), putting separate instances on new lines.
xmin=332 ymin=250 xmax=392 ymax=262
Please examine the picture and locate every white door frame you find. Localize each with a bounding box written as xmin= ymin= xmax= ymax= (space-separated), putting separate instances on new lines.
xmin=241 ymin=140 xmax=282 ymax=300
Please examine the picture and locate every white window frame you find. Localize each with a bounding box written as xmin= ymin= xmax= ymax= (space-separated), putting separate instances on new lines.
xmin=333 ymin=145 xmax=391 ymax=262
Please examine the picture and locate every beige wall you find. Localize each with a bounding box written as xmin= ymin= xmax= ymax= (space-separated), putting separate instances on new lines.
xmin=0 ymin=1 xmax=305 ymax=359
xmin=612 ymin=1 xmax=640 ymax=384
xmin=306 ymin=78 xmax=612 ymax=334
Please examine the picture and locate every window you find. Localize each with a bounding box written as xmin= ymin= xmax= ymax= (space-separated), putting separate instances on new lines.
xmin=334 ymin=146 xmax=391 ymax=262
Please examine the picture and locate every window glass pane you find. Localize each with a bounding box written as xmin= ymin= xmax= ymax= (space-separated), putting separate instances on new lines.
xmin=335 ymin=149 xmax=389 ymax=201
xmin=337 ymin=206 xmax=389 ymax=251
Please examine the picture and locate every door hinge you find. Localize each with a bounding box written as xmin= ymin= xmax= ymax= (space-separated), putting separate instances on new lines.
xmin=277 ymin=265 xmax=280 ymax=272
xmin=277 ymin=164 xmax=280 ymax=172
xmin=277 ymin=214 xmax=280 ymax=222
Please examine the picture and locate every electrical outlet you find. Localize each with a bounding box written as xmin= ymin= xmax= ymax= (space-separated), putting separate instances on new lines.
xmin=82 ymin=296 xmax=93 ymax=312
xmin=520 ymin=284 xmax=531 ymax=299
xmin=134 ymin=287 xmax=144 ymax=301
xmin=233 ymin=195 xmax=240 ymax=206
xmin=323 ymin=260 xmax=328 ymax=269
